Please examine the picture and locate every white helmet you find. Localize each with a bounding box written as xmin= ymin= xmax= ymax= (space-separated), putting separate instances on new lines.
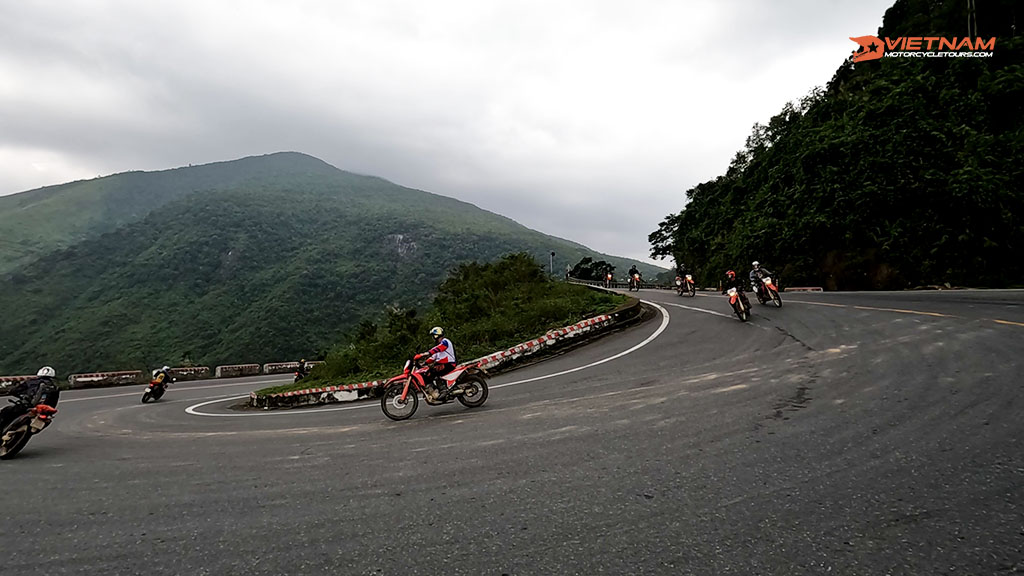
xmin=37 ymin=366 xmax=56 ymax=378
xmin=752 ymin=261 xmax=760 ymax=269
xmin=429 ymin=326 xmax=444 ymax=338
xmin=162 ymin=365 xmax=170 ymax=372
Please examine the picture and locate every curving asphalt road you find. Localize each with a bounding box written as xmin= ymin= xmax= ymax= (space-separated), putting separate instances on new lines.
xmin=3 ymin=289 xmax=1023 ymax=575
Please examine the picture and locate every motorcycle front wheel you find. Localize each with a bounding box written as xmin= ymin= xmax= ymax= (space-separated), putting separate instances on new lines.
xmin=0 ymin=425 xmax=31 ymax=460
xmin=381 ymin=382 xmax=418 ymax=421
xmin=687 ymin=283 xmax=696 ymax=297
xmin=141 ymin=391 xmax=152 ymax=404
xmin=770 ymin=288 xmax=783 ymax=308
xmin=456 ymin=375 xmax=489 ymax=408
xmin=733 ymin=301 xmax=749 ymax=322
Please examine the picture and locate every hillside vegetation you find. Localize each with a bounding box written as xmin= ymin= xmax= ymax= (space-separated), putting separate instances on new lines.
xmin=650 ymin=0 xmax=1023 ymax=289
xmin=259 ymin=253 xmax=626 ymax=394
xmin=0 ymin=153 xmax=659 ymax=375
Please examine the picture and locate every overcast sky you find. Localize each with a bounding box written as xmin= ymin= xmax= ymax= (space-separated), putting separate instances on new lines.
xmin=0 ymin=0 xmax=894 ymax=265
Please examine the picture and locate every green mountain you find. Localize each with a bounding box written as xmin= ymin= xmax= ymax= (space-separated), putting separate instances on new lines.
xmin=650 ymin=0 xmax=1024 ymax=290
xmin=0 ymin=152 xmax=662 ymax=375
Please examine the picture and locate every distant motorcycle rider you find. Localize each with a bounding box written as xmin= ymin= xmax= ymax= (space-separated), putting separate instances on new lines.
xmin=628 ymin=265 xmax=642 ymax=288
xmin=151 ymin=365 xmax=172 ymax=388
xmin=1 ymin=366 xmax=60 ymax=432
xmin=414 ymin=327 xmax=457 ymax=401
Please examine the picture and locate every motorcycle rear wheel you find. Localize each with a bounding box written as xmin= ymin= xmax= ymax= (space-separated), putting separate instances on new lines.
xmin=381 ymin=382 xmax=418 ymax=421
xmin=456 ymin=375 xmax=489 ymax=408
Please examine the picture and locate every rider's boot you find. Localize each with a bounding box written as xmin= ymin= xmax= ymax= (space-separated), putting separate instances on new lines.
xmin=433 ymin=378 xmax=451 ymax=400
xmin=424 ymin=380 xmax=444 ymax=401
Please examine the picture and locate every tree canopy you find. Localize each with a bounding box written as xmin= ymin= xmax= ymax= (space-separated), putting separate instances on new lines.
xmin=650 ymin=0 xmax=1023 ymax=289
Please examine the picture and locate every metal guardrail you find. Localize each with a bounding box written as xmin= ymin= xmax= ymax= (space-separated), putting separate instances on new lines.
xmin=568 ymin=277 xmax=696 ymax=291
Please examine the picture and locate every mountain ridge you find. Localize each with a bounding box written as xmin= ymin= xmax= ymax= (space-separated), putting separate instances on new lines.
xmin=0 ymin=152 xmax=660 ymax=374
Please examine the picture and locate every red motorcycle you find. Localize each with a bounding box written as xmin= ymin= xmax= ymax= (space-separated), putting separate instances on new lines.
xmin=675 ymin=274 xmax=696 ymax=297
xmin=380 ymin=357 xmax=489 ymax=421
xmin=141 ymin=377 xmax=173 ymax=403
xmin=725 ymin=287 xmax=751 ymax=322
xmin=604 ymin=272 xmax=613 ymax=289
xmin=629 ymin=273 xmax=642 ymax=292
xmin=753 ymin=276 xmax=783 ymax=308
xmin=0 ymin=403 xmax=58 ymax=459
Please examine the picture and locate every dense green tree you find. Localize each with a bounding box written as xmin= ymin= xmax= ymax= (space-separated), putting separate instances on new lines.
xmin=651 ymin=0 xmax=1024 ymax=290
xmin=569 ymin=257 xmax=615 ymax=281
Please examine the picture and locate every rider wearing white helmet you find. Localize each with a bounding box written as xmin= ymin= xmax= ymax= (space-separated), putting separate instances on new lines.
xmin=0 ymin=366 xmax=60 ymax=432
xmin=414 ymin=326 xmax=457 ymax=401
xmin=749 ymin=261 xmax=775 ymax=297
xmin=151 ymin=365 xmax=173 ymax=388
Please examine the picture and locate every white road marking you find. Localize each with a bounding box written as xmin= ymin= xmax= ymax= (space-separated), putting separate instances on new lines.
xmin=185 ymin=301 xmax=672 ymax=417
xmin=660 ymin=300 xmax=733 ymax=319
xmin=61 ymin=378 xmax=292 ymax=403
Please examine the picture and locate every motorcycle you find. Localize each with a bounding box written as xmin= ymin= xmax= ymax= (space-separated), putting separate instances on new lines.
xmin=141 ymin=377 xmax=174 ymax=403
xmin=725 ymin=287 xmax=751 ymax=322
xmin=675 ymin=274 xmax=696 ymax=297
xmin=380 ymin=357 xmax=489 ymax=421
xmin=0 ymin=401 xmax=58 ymax=459
xmin=629 ymin=273 xmax=642 ymax=292
xmin=753 ymin=276 xmax=783 ymax=308
xmin=604 ymin=273 xmax=613 ymax=289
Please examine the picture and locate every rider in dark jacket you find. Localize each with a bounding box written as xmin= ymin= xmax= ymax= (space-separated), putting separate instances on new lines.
xmin=748 ymin=261 xmax=775 ymax=298
xmin=1 ymin=367 xmax=60 ymax=432
xmin=722 ymin=270 xmax=745 ymax=293
xmin=627 ymin=265 xmax=642 ymax=288
xmin=721 ymin=270 xmax=751 ymax=308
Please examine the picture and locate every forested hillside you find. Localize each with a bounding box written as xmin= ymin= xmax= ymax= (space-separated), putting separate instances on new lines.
xmin=0 ymin=153 xmax=660 ymax=374
xmin=650 ymin=0 xmax=1023 ymax=289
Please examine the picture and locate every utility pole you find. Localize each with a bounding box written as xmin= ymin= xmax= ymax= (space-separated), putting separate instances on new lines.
xmin=550 ymin=251 xmax=555 ymax=278
xmin=967 ymin=0 xmax=977 ymax=37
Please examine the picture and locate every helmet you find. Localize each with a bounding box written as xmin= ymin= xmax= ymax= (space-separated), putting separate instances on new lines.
xmin=162 ymin=365 xmax=170 ymax=372
xmin=726 ymin=270 xmax=736 ymax=279
xmin=752 ymin=261 xmax=760 ymax=269
xmin=429 ymin=326 xmax=444 ymax=338
xmin=37 ymin=366 xmax=56 ymax=378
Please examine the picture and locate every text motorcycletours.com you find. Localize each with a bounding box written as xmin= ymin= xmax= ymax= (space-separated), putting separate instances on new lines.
xmin=885 ymin=51 xmax=993 ymax=58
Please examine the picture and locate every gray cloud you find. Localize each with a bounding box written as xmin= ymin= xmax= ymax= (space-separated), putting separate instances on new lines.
xmin=0 ymin=0 xmax=894 ymax=264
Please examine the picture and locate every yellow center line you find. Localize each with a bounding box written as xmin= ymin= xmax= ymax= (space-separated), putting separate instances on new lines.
xmin=786 ymin=300 xmax=848 ymax=308
xmin=993 ymin=318 xmax=1024 ymax=328
xmin=852 ymin=305 xmax=953 ymax=318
